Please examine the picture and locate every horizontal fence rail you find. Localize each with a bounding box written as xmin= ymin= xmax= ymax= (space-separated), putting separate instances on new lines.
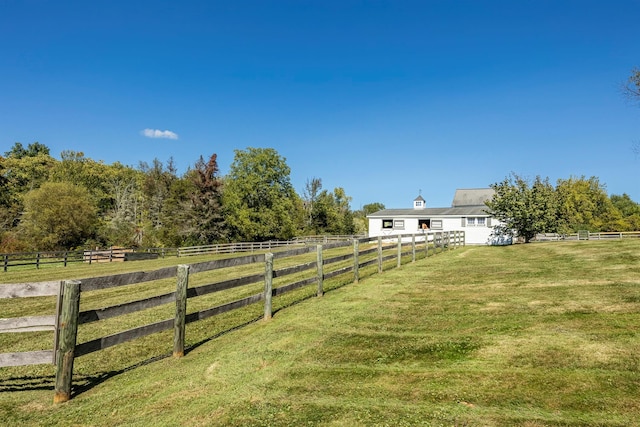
xmin=0 ymin=248 xmax=174 ymax=272
xmin=534 ymin=231 xmax=640 ymax=242
xmin=0 ymin=236 xmax=365 ymax=272
xmin=0 ymin=232 xmax=464 ymax=402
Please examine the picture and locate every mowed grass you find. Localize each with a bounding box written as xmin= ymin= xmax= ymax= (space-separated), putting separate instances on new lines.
xmin=1 ymin=240 xmax=640 ymax=426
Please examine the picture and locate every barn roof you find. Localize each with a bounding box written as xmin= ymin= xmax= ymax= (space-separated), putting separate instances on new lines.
xmin=367 ymin=188 xmax=494 ymax=217
xmin=367 ymin=205 xmax=489 ymax=217
xmin=451 ymin=188 xmax=495 ymax=207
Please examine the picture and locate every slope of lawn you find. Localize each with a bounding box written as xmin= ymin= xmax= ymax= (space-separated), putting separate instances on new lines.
xmin=1 ymin=240 xmax=639 ymax=426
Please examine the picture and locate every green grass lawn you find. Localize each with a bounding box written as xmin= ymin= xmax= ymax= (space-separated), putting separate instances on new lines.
xmin=1 ymin=240 xmax=639 ymax=426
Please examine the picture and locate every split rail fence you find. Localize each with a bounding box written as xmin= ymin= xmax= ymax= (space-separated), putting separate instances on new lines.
xmin=534 ymin=231 xmax=640 ymax=241
xmin=0 ymin=237 xmax=364 ymax=272
xmin=0 ymin=231 xmax=464 ymax=403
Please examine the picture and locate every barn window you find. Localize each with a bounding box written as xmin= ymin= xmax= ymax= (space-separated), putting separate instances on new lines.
xmin=382 ymin=219 xmax=393 ymax=229
xmin=466 ymin=217 xmax=486 ymax=227
xmin=418 ymin=219 xmax=430 ymax=230
xmin=431 ymin=220 xmax=443 ymax=229
xmin=394 ymin=220 xmax=405 ymax=229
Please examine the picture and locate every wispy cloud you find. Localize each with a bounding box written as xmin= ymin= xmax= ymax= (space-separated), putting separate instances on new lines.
xmin=141 ymin=128 xmax=179 ymax=139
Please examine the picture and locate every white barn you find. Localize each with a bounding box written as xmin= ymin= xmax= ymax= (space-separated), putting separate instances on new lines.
xmin=367 ymin=188 xmax=507 ymax=245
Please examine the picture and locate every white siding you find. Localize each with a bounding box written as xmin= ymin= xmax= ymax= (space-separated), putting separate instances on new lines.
xmin=369 ymin=215 xmax=500 ymax=245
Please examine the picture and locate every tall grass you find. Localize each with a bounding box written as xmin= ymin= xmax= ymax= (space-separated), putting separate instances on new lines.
xmin=1 ymin=240 xmax=639 ymax=426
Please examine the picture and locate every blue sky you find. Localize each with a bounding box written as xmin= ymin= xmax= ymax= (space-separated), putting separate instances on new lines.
xmin=2 ymin=0 xmax=639 ymax=209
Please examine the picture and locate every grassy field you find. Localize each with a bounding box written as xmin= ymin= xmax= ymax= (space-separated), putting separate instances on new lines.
xmin=1 ymin=240 xmax=639 ymax=426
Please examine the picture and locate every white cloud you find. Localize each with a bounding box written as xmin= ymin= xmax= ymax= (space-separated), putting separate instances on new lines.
xmin=141 ymin=128 xmax=179 ymax=139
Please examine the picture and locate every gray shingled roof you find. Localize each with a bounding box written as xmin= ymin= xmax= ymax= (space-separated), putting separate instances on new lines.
xmin=367 ymin=188 xmax=494 ymax=217
xmin=451 ymin=188 xmax=495 ymax=207
xmin=368 ymin=206 xmax=490 ymax=217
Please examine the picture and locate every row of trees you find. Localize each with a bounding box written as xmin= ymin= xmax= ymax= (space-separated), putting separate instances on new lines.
xmin=0 ymin=144 xmax=382 ymax=251
xmin=486 ymin=174 xmax=640 ymax=243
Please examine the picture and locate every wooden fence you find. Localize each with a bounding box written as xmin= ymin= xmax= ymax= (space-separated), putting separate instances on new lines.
xmin=534 ymin=231 xmax=640 ymax=241
xmin=0 ymin=231 xmax=464 ymax=403
xmin=0 ymin=236 xmax=364 ymax=271
xmin=176 ymin=240 xmax=305 ymax=257
xmin=0 ymin=247 xmax=173 ymax=272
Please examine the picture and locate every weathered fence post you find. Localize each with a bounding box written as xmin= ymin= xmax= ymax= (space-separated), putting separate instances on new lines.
xmin=397 ymin=235 xmax=402 ymax=268
xmin=377 ymin=236 xmax=383 ymax=273
xmin=353 ymin=239 xmax=359 ymax=283
xmin=173 ymin=264 xmax=189 ymax=358
xmin=316 ymin=245 xmax=324 ymax=297
xmin=411 ymin=234 xmax=416 ymax=262
xmin=264 ymin=253 xmax=274 ymax=320
xmin=3 ymin=254 xmax=7 ymax=272
xmin=425 ymin=233 xmax=429 ymax=258
xmin=54 ymin=280 xmax=81 ymax=404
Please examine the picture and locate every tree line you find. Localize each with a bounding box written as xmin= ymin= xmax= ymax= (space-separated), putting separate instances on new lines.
xmin=486 ymin=173 xmax=640 ymax=243
xmin=0 ymin=144 xmax=384 ymax=252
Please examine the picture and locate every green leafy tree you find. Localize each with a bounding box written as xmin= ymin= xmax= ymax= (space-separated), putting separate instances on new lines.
xmin=302 ymin=177 xmax=323 ymax=233
xmin=0 ymin=156 xmax=10 ymax=209
xmin=1 ymin=148 xmax=56 ymax=195
xmin=0 ymin=148 xmax=57 ymax=237
xmin=486 ymin=173 xmax=558 ymax=243
xmin=4 ymin=141 xmax=50 ymax=159
xmin=223 ymin=147 xmax=302 ymax=241
xmin=353 ymin=202 xmax=385 ymax=234
xmin=51 ymin=151 xmax=120 ymax=216
xmin=309 ymin=187 xmax=356 ymax=235
xmin=20 ymin=182 xmax=98 ymax=250
xmin=610 ymin=194 xmax=640 ymax=231
xmin=611 ymin=193 xmax=640 ymax=217
xmin=556 ymin=176 xmax=619 ymax=232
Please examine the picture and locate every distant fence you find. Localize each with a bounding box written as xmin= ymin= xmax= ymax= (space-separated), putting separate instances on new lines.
xmin=163 ymin=235 xmax=365 ymax=257
xmin=0 ymin=231 xmax=463 ymax=403
xmin=0 ymin=236 xmax=365 ymax=272
xmin=0 ymin=247 xmax=174 ymax=272
xmin=534 ymin=231 xmax=640 ymax=242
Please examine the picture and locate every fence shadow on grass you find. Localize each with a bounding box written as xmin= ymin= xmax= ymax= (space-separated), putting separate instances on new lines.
xmin=73 ymin=275 xmax=360 ymax=397
xmin=73 ymin=315 xmax=265 ymax=398
xmin=0 ymin=374 xmax=56 ymax=393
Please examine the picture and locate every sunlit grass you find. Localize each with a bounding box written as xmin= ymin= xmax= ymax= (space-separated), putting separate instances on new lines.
xmin=1 ymin=239 xmax=639 ymax=426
